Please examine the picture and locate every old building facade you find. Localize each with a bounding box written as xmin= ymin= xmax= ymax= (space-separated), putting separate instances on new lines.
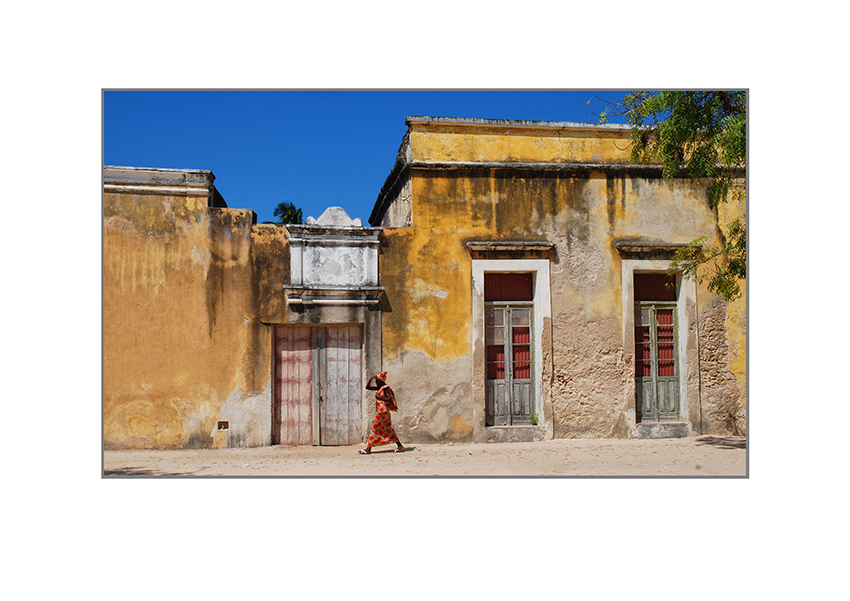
xmin=103 ymin=117 xmax=746 ymax=449
xmin=103 ymin=168 xmax=382 ymax=449
xmin=371 ymin=117 xmax=746 ymax=444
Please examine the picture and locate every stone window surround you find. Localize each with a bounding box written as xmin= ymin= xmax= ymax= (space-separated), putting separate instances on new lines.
xmin=619 ymin=256 xmax=696 ymax=430
xmin=471 ymin=257 xmax=552 ymax=442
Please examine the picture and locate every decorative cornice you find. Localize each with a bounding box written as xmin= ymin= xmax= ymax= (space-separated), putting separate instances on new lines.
xmin=104 ymin=165 xmax=215 ymax=186
xmin=103 ymin=184 xmax=210 ymax=197
xmin=614 ymin=240 xmax=700 ymax=258
xmin=286 ymin=224 xmax=383 ymax=240
xmin=283 ymin=285 xmax=385 ymax=305
xmin=466 ymin=240 xmax=554 ymax=260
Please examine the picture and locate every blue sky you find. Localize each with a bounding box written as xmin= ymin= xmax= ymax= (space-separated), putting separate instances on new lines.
xmin=103 ymin=90 xmax=629 ymax=225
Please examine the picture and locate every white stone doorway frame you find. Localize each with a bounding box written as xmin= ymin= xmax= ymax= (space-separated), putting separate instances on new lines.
xmin=620 ymin=257 xmax=698 ymax=434
xmin=471 ymin=258 xmax=552 ymax=442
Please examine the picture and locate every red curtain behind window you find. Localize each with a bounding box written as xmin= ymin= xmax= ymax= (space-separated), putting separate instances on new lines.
xmin=656 ymin=309 xmax=675 ymax=376
xmin=512 ymin=328 xmax=531 ymax=379
xmin=487 ymin=345 xmax=505 ymax=379
xmin=485 ymin=273 xmax=533 ymax=301
xmin=634 ymin=273 xmax=676 ymax=301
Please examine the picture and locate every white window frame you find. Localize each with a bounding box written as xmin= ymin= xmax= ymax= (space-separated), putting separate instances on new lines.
xmin=620 ymin=258 xmax=695 ymax=426
xmin=471 ymin=259 xmax=551 ymax=439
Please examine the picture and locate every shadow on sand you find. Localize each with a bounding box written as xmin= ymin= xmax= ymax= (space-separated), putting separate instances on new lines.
xmin=359 ymin=446 xmax=416 ymax=455
xmin=694 ymin=436 xmax=747 ymax=450
xmin=103 ymin=467 xmax=202 ymax=477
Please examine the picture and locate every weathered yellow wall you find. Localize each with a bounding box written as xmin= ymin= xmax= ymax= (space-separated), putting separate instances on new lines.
xmin=383 ymin=171 xmax=725 ymax=356
xmin=103 ymin=121 xmax=747 ymax=448
xmin=252 ymin=224 xmax=291 ymax=323
xmin=381 ymin=121 xmax=747 ymax=441
xmin=711 ymin=183 xmax=747 ymax=434
xmin=408 ymin=122 xmax=634 ymax=165
xmin=103 ymin=192 xmax=272 ymax=449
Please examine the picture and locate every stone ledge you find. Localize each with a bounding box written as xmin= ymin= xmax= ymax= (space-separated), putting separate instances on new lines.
xmin=484 ymin=426 xmax=545 ymax=443
xmin=633 ymin=422 xmax=691 ymax=439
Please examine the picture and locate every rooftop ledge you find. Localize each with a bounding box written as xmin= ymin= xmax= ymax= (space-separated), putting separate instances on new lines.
xmin=104 ymin=165 xmax=216 ymax=186
xmin=103 ymin=165 xmax=227 ymax=206
xmin=406 ymin=116 xmax=633 ymax=131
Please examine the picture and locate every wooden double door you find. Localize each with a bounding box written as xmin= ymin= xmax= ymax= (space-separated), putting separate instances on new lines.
xmin=634 ymin=303 xmax=680 ymax=422
xmin=485 ymin=304 xmax=534 ymax=426
xmin=633 ymin=273 xmax=680 ymax=422
xmin=274 ymin=325 xmax=363 ymax=445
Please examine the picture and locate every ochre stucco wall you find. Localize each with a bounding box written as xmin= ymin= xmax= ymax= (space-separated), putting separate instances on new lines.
xmin=103 ymin=120 xmax=747 ymax=449
xmin=408 ymin=122 xmax=635 ymax=165
xmin=380 ymin=121 xmax=747 ymax=442
xmin=252 ymin=224 xmax=291 ymax=324
xmin=706 ymin=185 xmax=747 ymax=434
xmin=103 ymin=192 xmax=273 ymax=449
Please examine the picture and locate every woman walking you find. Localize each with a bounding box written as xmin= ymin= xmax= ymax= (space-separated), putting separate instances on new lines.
xmin=360 ymin=371 xmax=405 ymax=454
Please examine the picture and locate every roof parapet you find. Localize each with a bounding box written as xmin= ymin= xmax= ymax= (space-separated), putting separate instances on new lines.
xmin=405 ymin=115 xmax=633 ymax=132
xmin=103 ymin=165 xmax=227 ymax=207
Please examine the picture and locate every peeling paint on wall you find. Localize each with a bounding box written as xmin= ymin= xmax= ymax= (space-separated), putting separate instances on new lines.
xmin=104 ymin=118 xmax=746 ymax=449
xmin=104 ymin=168 xmax=273 ymax=450
xmin=374 ymin=118 xmax=746 ymax=442
xmin=387 ymin=350 xmax=474 ymax=443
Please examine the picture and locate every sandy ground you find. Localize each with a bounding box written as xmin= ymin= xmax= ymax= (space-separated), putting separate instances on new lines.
xmin=103 ymin=435 xmax=746 ymax=477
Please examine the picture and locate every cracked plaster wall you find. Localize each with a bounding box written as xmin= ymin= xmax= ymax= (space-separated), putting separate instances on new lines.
xmin=379 ymin=128 xmax=746 ymax=440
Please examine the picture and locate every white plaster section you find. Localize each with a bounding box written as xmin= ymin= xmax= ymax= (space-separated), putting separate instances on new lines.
xmin=215 ymin=381 xmax=273 ymax=447
xmin=287 ymin=207 xmax=381 ymax=288
xmin=365 ymin=243 xmax=379 ymax=285
xmin=471 ymin=259 xmax=552 ymax=430
xmin=295 ymin=242 xmax=376 ymax=287
xmin=620 ymin=258 xmax=696 ymax=427
xmin=290 ymin=241 xmax=304 ymax=285
xmin=306 ymin=206 xmax=363 ymax=227
xmin=411 ymin=279 xmax=449 ymax=302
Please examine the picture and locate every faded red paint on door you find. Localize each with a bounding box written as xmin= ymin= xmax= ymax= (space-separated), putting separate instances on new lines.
xmin=274 ymin=325 xmax=363 ymax=446
xmin=274 ymin=326 xmax=313 ymax=445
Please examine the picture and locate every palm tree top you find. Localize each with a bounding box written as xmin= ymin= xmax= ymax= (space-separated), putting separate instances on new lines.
xmin=273 ymin=201 xmax=303 ymax=225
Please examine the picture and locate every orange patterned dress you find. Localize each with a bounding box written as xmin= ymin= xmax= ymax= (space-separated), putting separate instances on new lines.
xmin=366 ymin=384 xmax=400 ymax=448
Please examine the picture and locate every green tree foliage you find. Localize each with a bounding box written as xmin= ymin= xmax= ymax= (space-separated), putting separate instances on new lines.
xmin=668 ymin=216 xmax=746 ymax=301
xmin=598 ymin=91 xmax=747 ymax=301
xmin=273 ymin=201 xmax=303 ymax=225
